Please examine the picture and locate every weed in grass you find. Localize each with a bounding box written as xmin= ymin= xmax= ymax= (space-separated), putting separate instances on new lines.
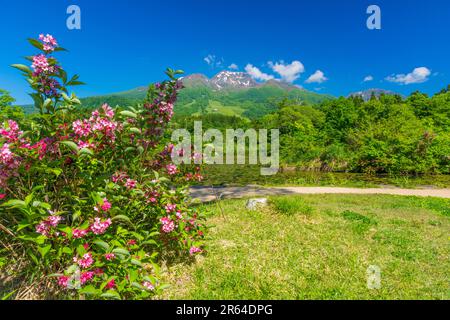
xmin=270 ymin=196 xmax=314 ymax=216
xmin=341 ymin=210 xmax=378 ymax=235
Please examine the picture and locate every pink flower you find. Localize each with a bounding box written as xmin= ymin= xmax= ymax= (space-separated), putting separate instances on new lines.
xmin=31 ymin=54 xmax=51 ymax=74
xmin=90 ymin=217 xmax=112 ymax=235
xmin=100 ymin=198 xmax=112 ymax=212
xmin=39 ymin=34 xmax=58 ymax=52
xmin=189 ymin=246 xmax=202 ymax=256
xmin=0 ymin=194 xmax=6 ymax=200
xmin=74 ymin=253 xmax=94 ymax=269
xmin=36 ymin=222 xmax=50 ymax=236
xmin=112 ymin=171 xmax=128 ymax=183
xmin=0 ymin=144 xmax=13 ymax=164
xmin=80 ymin=271 xmax=94 ymax=284
xmin=106 ymin=279 xmax=116 ymax=289
xmin=143 ymin=281 xmax=155 ymax=291
xmin=0 ymin=120 xmax=22 ymax=142
xmin=77 ymin=140 xmax=94 ymax=150
xmin=73 ymin=228 xmax=89 ymax=239
xmin=127 ymin=239 xmax=137 ymax=246
xmin=47 ymin=215 xmax=62 ymax=227
xmin=104 ymin=253 xmax=115 ymax=261
xmin=93 ymin=268 xmax=104 ymax=276
xmin=160 ymin=216 xmax=175 ymax=233
xmin=58 ymin=276 xmax=69 ymax=288
xmin=164 ymin=203 xmax=176 ymax=213
xmin=166 ymin=164 xmax=178 ymax=175
xmin=102 ymin=104 xmax=115 ymax=119
xmin=124 ymin=179 xmax=137 ymax=189
xmin=83 ymin=243 xmax=90 ymax=250
xmin=72 ymin=119 xmax=92 ymax=137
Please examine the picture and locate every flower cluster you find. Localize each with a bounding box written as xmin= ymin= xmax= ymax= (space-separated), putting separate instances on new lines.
xmin=35 ymin=212 xmax=63 ymax=237
xmin=39 ymin=34 xmax=58 ymax=52
xmin=90 ymin=217 xmax=112 ymax=235
xmin=74 ymin=253 xmax=94 ymax=269
xmin=2 ymin=34 xmax=206 ymax=300
xmin=72 ymin=104 xmax=121 ymax=147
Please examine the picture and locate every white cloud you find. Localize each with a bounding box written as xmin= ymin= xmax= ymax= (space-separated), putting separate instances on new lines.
xmin=245 ymin=64 xmax=274 ymax=81
xmin=269 ymin=60 xmax=305 ymax=83
xmin=305 ymin=70 xmax=328 ymax=84
xmin=385 ymin=67 xmax=431 ymax=85
xmin=204 ymin=54 xmax=223 ymax=68
xmin=228 ymin=63 xmax=239 ymax=70
xmin=363 ymin=75 xmax=374 ymax=82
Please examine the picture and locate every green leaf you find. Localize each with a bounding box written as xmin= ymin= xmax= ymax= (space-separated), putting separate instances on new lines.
xmin=11 ymin=64 xmax=31 ymax=74
xmin=17 ymin=223 xmax=31 ymax=232
xmin=54 ymin=47 xmax=68 ymax=52
xmin=62 ymin=247 xmax=73 ymax=255
xmin=111 ymin=215 xmax=132 ymax=225
xmin=79 ymin=285 xmax=101 ymax=296
xmin=79 ymin=148 xmax=94 ymax=156
xmin=100 ymin=290 xmax=121 ymax=300
xmin=120 ymin=110 xmax=137 ymax=118
xmin=67 ymin=80 xmax=85 ymax=86
xmin=112 ymin=248 xmax=130 ymax=256
xmin=1 ymin=290 xmax=17 ymax=300
xmin=93 ymin=240 xmax=110 ymax=251
xmin=1 ymin=199 xmax=26 ymax=209
xmin=130 ymin=259 xmax=143 ymax=267
xmin=27 ymin=38 xmax=44 ymax=50
xmin=60 ymin=141 xmax=78 ymax=152
xmin=38 ymin=244 xmax=52 ymax=258
xmin=129 ymin=127 xmax=141 ymax=134
xmin=24 ymin=193 xmax=34 ymax=206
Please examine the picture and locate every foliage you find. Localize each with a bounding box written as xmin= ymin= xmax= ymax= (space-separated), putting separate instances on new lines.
xmin=257 ymin=93 xmax=450 ymax=174
xmin=0 ymin=35 xmax=205 ymax=300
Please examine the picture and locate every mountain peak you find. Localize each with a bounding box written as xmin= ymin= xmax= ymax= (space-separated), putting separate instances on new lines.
xmin=210 ymin=71 xmax=257 ymax=90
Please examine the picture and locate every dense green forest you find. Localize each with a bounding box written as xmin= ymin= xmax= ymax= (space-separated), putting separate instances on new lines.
xmin=174 ymin=87 xmax=450 ymax=175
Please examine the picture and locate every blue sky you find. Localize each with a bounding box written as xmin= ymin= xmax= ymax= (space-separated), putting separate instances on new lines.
xmin=1 ymin=0 xmax=449 ymax=104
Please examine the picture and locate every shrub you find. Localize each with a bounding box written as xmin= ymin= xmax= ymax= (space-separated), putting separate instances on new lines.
xmin=0 ymin=34 xmax=205 ymax=300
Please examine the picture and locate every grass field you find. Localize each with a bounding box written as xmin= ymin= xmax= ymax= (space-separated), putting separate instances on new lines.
xmin=159 ymin=194 xmax=450 ymax=300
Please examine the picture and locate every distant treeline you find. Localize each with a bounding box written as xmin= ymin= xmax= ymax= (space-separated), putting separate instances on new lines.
xmin=172 ymin=87 xmax=450 ymax=175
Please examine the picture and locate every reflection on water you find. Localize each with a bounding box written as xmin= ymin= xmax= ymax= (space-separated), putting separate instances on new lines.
xmin=197 ymin=165 xmax=450 ymax=188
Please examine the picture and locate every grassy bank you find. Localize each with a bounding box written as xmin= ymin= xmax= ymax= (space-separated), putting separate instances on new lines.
xmin=198 ymin=165 xmax=450 ymax=188
xmin=160 ymin=194 xmax=450 ymax=300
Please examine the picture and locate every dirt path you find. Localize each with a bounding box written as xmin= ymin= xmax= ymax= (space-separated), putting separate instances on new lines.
xmin=190 ymin=186 xmax=450 ymax=202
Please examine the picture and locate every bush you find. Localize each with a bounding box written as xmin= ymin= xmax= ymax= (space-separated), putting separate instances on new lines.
xmin=0 ymin=34 xmax=205 ymax=300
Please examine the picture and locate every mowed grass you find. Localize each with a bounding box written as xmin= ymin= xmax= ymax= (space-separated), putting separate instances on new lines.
xmin=159 ymin=194 xmax=450 ymax=300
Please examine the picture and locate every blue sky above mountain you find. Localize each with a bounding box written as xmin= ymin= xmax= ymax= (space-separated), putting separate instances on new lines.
xmin=0 ymin=0 xmax=449 ymax=104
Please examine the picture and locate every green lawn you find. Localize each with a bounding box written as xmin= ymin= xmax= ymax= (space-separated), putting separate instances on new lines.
xmin=159 ymin=194 xmax=450 ymax=300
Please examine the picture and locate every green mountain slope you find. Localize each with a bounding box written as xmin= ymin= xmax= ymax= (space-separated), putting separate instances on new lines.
xmin=20 ymin=72 xmax=334 ymax=119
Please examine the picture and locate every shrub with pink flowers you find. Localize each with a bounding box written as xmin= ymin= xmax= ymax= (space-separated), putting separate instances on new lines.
xmin=0 ymin=35 xmax=205 ymax=300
